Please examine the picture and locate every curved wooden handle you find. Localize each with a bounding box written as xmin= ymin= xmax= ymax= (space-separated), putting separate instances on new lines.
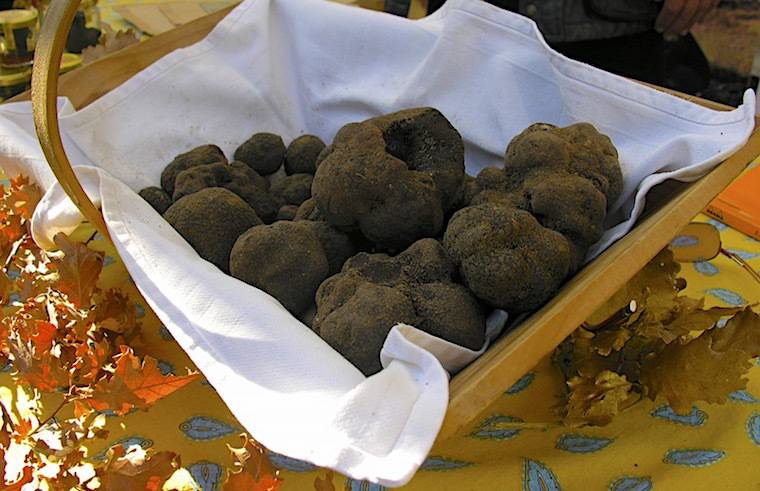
xmin=31 ymin=0 xmax=111 ymax=240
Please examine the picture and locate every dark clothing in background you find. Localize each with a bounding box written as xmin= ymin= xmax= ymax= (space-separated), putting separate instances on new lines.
xmin=427 ymin=0 xmax=669 ymax=85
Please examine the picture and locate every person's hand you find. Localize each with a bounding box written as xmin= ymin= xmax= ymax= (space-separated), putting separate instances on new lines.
xmin=655 ymin=0 xmax=720 ymax=38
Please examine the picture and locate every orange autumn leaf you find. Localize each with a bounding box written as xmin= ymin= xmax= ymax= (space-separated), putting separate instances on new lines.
xmin=30 ymin=320 xmax=57 ymax=353
xmin=97 ymin=444 xmax=180 ymax=491
xmin=53 ymin=233 xmax=104 ymax=308
xmin=224 ymin=435 xmax=282 ymax=491
xmin=88 ymin=347 xmax=200 ymax=415
xmin=8 ymin=175 xmax=41 ymax=220
xmin=3 ymin=465 xmax=34 ymax=491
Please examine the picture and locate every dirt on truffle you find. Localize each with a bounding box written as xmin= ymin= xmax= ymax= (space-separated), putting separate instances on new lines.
xmin=164 ymin=187 xmax=262 ymax=273
xmin=312 ymin=107 xmax=465 ymax=251
xmin=139 ymin=186 xmax=172 ymax=214
xmin=277 ymin=205 xmax=299 ymax=221
xmin=161 ymin=144 xmax=226 ymax=196
xmin=230 ymin=221 xmax=331 ymax=315
xmin=234 ymin=132 xmax=286 ymax=176
xmin=472 ymin=122 xmax=623 ymax=266
xmin=314 ymin=238 xmax=485 ymax=375
xmin=173 ymin=161 xmax=278 ymax=223
xmin=285 ymin=135 xmax=326 ymax=175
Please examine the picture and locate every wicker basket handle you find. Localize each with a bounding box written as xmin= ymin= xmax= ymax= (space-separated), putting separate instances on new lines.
xmin=31 ymin=0 xmax=111 ymax=240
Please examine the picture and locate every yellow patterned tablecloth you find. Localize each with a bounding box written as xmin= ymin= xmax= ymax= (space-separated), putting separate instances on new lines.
xmin=2 ymin=164 xmax=756 ymax=490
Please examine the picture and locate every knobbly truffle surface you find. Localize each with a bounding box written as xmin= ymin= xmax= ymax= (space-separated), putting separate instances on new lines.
xmin=234 ymin=132 xmax=286 ymax=176
xmin=161 ymin=144 xmax=226 ymax=196
xmin=312 ymin=108 xmax=465 ymax=251
xmin=229 ymin=221 xmax=329 ymax=314
xmin=314 ymin=238 xmax=485 ymax=375
xmin=139 ymin=186 xmax=172 ymax=214
xmin=443 ymin=202 xmax=572 ymax=313
xmin=173 ymin=161 xmax=278 ymax=223
xmin=164 ymin=187 xmax=262 ymax=272
xmin=472 ymin=122 xmax=622 ymax=265
xmin=285 ymin=135 xmax=325 ymax=175
xmin=276 ymin=205 xmax=299 ymax=221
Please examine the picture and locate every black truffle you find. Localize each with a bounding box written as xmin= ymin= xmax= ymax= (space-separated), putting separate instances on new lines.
xmin=139 ymin=186 xmax=172 ymax=214
xmin=234 ymin=132 xmax=286 ymax=176
xmin=270 ymin=173 xmax=313 ymax=208
xmin=164 ymin=187 xmax=262 ymax=272
xmin=285 ymin=135 xmax=326 ymax=175
xmin=161 ymin=145 xmax=226 ymax=196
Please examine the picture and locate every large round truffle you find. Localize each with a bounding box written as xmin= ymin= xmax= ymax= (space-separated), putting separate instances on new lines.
xmin=443 ymin=202 xmax=572 ymax=313
xmin=173 ymin=161 xmax=278 ymax=223
xmin=229 ymin=221 xmax=329 ymax=314
xmin=160 ymin=145 xmax=226 ymax=196
xmin=285 ymin=135 xmax=325 ymax=175
xmin=313 ymin=107 xmax=464 ymax=251
xmin=139 ymin=186 xmax=172 ymax=214
xmin=472 ymin=122 xmax=623 ymax=266
xmin=314 ymin=238 xmax=485 ymax=375
xmin=234 ymin=132 xmax=286 ymax=176
xmin=164 ymin=187 xmax=262 ymax=272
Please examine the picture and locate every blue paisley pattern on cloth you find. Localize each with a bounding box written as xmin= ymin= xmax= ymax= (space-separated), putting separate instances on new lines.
xmin=180 ymin=416 xmax=238 ymax=440
xmin=704 ymin=288 xmax=747 ymax=306
xmin=189 ymin=461 xmax=222 ymax=491
xmin=470 ymin=414 xmax=524 ymax=440
xmin=650 ymin=405 xmax=708 ymax=426
xmin=267 ymin=451 xmax=317 ymax=472
xmin=693 ymin=261 xmax=720 ymax=276
xmin=345 ymin=479 xmax=387 ymax=491
xmin=670 ymin=235 xmax=699 ymax=247
xmin=663 ymin=449 xmax=726 ymax=467
xmin=523 ymin=459 xmax=561 ymax=491
xmin=420 ymin=456 xmax=474 ymax=471
xmin=608 ymin=476 xmax=654 ymax=491
xmin=729 ymin=390 xmax=759 ymax=403
xmin=556 ymin=434 xmax=614 ymax=453
xmin=506 ymin=372 xmax=536 ymax=395
xmin=746 ymin=412 xmax=760 ymax=446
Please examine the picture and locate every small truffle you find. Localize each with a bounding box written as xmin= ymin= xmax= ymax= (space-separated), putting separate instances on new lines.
xmin=164 ymin=187 xmax=262 ymax=272
xmin=270 ymin=173 xmax=313 ymax=207
xmin=276 ymin=205 xmax=299 ymax=221
xmin=294 ymin=198 xmax=325 ymax=222
xmin=139 ymin=186 xmax=172 ymax=214
xmin=443 ymin=202 xmax=572 ymax=313
xmin=314 ymin=238 xmax=485 ymax=375
xmin=306 ymin=221 xmax=356 ymax=275
xmin=161 ymin=145 xmax=226 ymax=196
xmin=230 ymin=221 xmax=329 ymax=314
xmin=285 ymin=135 xmax=326 ymax=175
xmin=234 ymin=132 xmax=286 ymax=176
xmin=173 ymin=161 xmax=278 ymax=223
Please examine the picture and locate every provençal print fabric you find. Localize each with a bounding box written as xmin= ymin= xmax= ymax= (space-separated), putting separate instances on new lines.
xmin=2 ymin=161 xmax=759 ymax=490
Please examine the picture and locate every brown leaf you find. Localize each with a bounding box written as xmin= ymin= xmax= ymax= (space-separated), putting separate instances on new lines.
xmin=97 ymin=444 xmax=180 ymax=491
xmin=564 ymin=370 xmax=638 ymax=427
xmin=224 ymin=435 xmax=282 ymax=491
xmin=585 ymin=249 xmax=680 ymax=326
xmin=81 ymin=25 xmax=139 ymax=65
xmin=591 ymin=328 xmax=632 ymax=357
xmin=640 ymin=308 xmax=760 ymax=414
xmin=90 ymin=289 xmax=139 ymax=336
xmin=314 ymin=470 xmax=336 ymax=491
xmin=8 ymin=175 xmax=41 ymax=220
xmin=635 ymin=297 xmax=741 ymax=344
xmin=88 ymin=347 xmax=200 ymax=415
xmin=52 ymin=233 xmax=104 ymax=308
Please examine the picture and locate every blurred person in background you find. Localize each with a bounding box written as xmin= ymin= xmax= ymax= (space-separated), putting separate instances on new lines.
xmin=424 ymin=0 xmax=719 ymax=89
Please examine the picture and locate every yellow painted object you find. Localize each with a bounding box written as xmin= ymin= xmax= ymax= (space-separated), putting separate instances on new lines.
xmin=0 ymin=65 xmax=30 ymax=100
xmin=0 ymin=9 xmax=38 ymax=68
xmin=59 ymin=52 xmax=82 ymax=74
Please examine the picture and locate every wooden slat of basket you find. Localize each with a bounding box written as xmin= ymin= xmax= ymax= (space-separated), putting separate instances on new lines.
xmin=12 ymin=5 xmax=760 ymax=443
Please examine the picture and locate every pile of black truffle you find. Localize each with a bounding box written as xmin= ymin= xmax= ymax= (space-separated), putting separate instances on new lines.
xmin=140 ymin=108 xmax=623 ymax=376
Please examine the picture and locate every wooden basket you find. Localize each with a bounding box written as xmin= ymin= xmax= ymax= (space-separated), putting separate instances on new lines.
xmin=26 ymin=0 xmax=760 ymax=442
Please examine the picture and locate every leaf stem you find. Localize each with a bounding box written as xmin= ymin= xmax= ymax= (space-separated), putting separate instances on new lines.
xmin=29 ymin=397 xmax=68 ymax=436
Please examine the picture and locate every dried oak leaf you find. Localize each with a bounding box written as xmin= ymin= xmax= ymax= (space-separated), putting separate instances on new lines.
xmin=97 ymin=444 xmax=180 ymax=491
xmin=88 ymin=347 xmax=200 ymax=415
xmin=53 ymin=233 xmax=104 ymax=308
xmin=564 ymin=370 xmax=638 ymax=427
xmin=640 ymin=308 xmax=760 ymax=414
xmin=635 ymin=296 xmax=740 ymax=343
xmin=8 ymin=175 xmax=41 ymax=221
xmin=81 ymin=25 xmax=139 ymax=65
xmin=224 ymin=435 xmax=282 ymax=491
xmin=585 ymin=249 xmax=680 ymax=327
